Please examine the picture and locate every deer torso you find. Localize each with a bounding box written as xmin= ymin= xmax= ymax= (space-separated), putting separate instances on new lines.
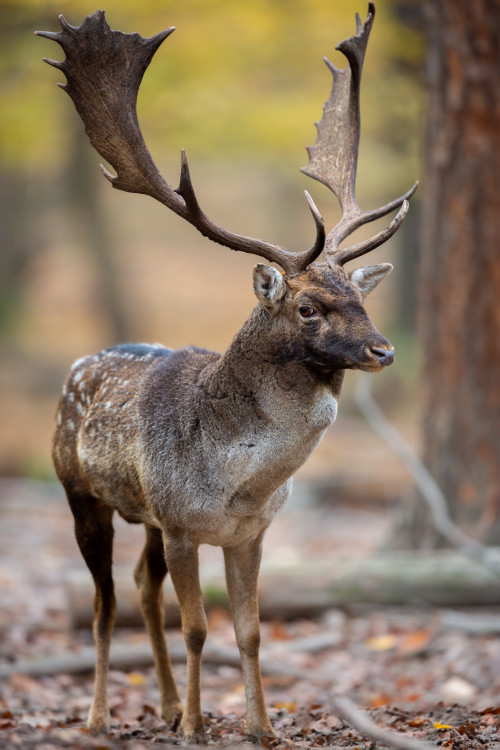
xmin=53 ymin=306 xmax=341 ymax=548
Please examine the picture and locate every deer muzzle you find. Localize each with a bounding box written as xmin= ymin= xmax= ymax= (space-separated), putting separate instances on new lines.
xmin=367 ymin=344 xmax=395 ymax=367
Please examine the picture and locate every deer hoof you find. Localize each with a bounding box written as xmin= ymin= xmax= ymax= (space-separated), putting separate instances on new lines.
xmin=181 ymin=723 xmax=207 ymax=744
xmin=162 ymin=701 xmax=183 ymax=728
xmin=87 ymin=707 xmax=111 ymax=734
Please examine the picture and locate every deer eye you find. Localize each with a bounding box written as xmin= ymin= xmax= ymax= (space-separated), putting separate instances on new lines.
xmin=299 ymin=305 xmax=316 ymax=318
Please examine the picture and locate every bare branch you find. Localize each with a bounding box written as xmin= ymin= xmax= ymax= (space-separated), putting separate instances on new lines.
xmin=331 ymin=694 xmax=436 ymax=750
xmin=354 ymin=374 xmax=500 ymax=574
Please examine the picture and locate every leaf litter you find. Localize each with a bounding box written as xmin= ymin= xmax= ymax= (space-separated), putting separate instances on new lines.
xmin=2 ymin=480 xmax=500 ymax=747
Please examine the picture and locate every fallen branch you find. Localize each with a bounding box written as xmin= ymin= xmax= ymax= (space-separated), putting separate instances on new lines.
xmin=440 ymin=608 xmax=500 ymax=635
xmin=66 ymin=552 xmax=500 ymax=629
xmin=355 ymin=374 xmax=500 ymax=574
xmin=0 ymin=639 xmax=323 ymax=681
xmin=331 ymin=694 xmax=436 ymax=750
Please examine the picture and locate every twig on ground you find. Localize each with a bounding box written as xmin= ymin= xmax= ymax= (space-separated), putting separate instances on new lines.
xmin=331 ymin=694 xmax=436 ymax=750
xmin=355 ymin=374 xmax=500 ymax=574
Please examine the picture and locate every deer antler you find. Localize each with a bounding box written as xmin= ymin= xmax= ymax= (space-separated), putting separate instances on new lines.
xmin=302 ymin=2 xmax=417 ymax=267
xmin=36 ymin=11 xmax=325 ymax=276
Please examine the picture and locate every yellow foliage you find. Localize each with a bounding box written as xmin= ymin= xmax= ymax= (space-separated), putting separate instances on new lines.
xmin=0 ymin=0 xmax=423 ymax=188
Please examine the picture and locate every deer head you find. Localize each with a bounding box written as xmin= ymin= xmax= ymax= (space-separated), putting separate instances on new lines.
xmin=36 ymin=3 xmax=416 ymax=375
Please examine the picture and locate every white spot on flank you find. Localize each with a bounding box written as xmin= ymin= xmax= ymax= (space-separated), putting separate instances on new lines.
xmin=76 ymin=402 xmax=85 ymax=415
xmin=78 ymin=381 xmax=85 ymax=392
xmin=56 ymin=413 xmax=62 ymax=426
xmin=67 ymin=420 xmax=75 ymax=431
xmin=105 ymin=401 xmax=112 ymax=409
xmin=62 ymin=384 xmax=67 ymax=396
xmin=73 ymin=370 xmax=83 ymax=384
xmin=69 ymin=392 xmax=75 ymax=403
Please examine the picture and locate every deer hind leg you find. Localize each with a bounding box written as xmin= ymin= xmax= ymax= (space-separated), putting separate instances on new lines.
xmin=163 ymin=530 xmax=207 ymax=744
xmin=224 ymin=538 xmax=275 ymax=741
xmin=67 ymin=492 xmax=115 ymax=734
xmin=134 ymin=525 xmax=183 ymax=724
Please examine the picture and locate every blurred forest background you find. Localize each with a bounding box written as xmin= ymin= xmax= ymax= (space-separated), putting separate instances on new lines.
xmin=1 ymin=0 xmax=499 ymax=548
xmin=0 ymin=0 xmax=423 ymax=484
xmin=1 ymin=3 xmax=500 ymax=743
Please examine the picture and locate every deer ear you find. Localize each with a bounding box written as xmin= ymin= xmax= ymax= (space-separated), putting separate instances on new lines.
xmin=253 ymin=264 xmax=287 ymax=314
xmin=350 ymin=263 xmax=393 ymax=300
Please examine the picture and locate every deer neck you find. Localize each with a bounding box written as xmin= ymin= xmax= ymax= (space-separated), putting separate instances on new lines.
xmin=203 ymin=304 xmax=344 ymax=433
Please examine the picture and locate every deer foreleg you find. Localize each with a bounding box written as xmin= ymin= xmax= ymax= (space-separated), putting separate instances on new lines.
xmin=134 ymin=525 xmax=183 ymax=725
xmin=224 ymin=537 xmax=275 ymax=741
xmin=163 ymin=531 xmax=207 ymax=744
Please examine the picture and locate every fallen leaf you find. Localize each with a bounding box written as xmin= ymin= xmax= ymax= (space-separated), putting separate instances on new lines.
xmin=397 ymin=629 xmax=432 ymax=654
xmin=457 ymin=723 xmax=477 ymax=736
xmin=363 ymin=634 xmax=397 ymax=651
xmin=370 ymin=694 xmax=391 ymax=708
xmin=434 ymin=721 xmax=453 ymax=730
xmin=408 ymin=717 xmax=426 ymax=728
xmin=127 ymin=672 xmax=147 ymax=686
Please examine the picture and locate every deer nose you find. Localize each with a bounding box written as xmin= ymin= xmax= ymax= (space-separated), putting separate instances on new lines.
xmin=369 ymin=345 xmax=395 ymax=366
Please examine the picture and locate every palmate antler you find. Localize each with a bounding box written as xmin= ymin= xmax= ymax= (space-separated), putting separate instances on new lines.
xmin=36 ymin=5 xmax=416 ymax=276
xmin=35 ymin=11 xmax=325 ymax=277
xmin=302 ymin=2 xmax=418 ymax=267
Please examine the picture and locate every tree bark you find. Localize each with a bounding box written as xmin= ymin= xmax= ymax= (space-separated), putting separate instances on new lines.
xmin=393 ymin=0 xmax=500 ymax=547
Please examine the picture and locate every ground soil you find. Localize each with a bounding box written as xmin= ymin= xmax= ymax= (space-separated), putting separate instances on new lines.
xmin=1 ymin=479 xmax=500 ymax=749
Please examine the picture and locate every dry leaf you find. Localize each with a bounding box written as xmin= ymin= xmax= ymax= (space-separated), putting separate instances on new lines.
xmin=363 ymin=634 xmax=397 ymax=651
xmin=127 ymin=672 xmax=147 ymax=686
xmin=397 ymin=629 xmax=432 ymax=654
xmin=370 ymin=693 xmax=391 ymax=708
xmin=408 ymin=717 xmax=426 ymax=727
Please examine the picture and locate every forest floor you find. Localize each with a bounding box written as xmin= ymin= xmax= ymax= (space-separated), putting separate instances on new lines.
xmin=1 ymin=479 xmax=500 ymax=749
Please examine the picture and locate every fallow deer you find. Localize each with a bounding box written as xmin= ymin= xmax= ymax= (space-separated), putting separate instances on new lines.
xmin=37 ymin=3 xmax=416 ymax=743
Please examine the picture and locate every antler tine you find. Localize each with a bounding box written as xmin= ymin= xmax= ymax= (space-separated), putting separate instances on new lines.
xmin=329 ymin=180 xmax=418 ymax=265
xmin=174 ymin=149 xmax=324 ymax=274
xmin=301 ymin=2 xmax=417 ymax=267
xmin=36 ymin=11 xmax=325 ymax=277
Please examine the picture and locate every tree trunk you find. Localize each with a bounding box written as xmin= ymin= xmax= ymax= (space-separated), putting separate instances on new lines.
xmin=66 ymin=123 xmax=131 ymax=344
xmin=393 ymin=0 xmax=500 ymax=547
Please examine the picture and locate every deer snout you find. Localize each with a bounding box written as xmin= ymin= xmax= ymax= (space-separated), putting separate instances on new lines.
xmin=368 ymin=344 xmax=395 ymax=366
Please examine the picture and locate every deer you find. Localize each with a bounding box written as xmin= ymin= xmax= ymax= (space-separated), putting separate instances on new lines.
xmin=36 ymin=3 xmax=416 ymax=744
